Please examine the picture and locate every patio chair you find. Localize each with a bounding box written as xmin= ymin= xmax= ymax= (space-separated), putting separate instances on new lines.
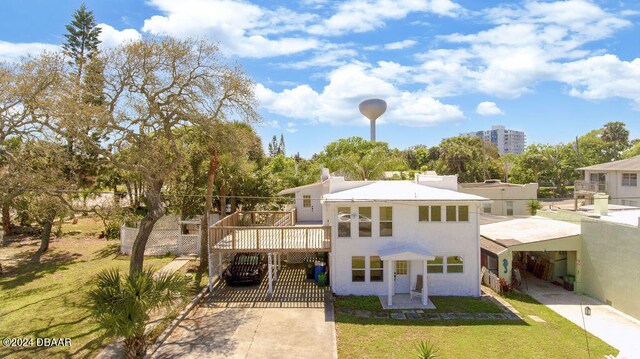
xmin=410 ymin=275 xmax=423 ymax=300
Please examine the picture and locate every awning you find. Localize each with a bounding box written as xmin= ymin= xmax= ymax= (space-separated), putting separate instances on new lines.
xmin=378 ymin=243 xmax=435 ymax=261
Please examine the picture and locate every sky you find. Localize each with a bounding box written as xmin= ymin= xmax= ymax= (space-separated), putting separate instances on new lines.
xmin=1 ymin=0 xmax=639 ymax=158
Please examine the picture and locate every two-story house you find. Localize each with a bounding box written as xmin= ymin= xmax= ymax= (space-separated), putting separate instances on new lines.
xmin=277 ymin=171 xmax=489 ymax=306
xmin=575 ymin=155 xmax=640 ymax=208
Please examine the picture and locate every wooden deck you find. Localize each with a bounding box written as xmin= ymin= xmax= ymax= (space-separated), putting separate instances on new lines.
xmin=209 ymin=211 xmax=331 ymax=253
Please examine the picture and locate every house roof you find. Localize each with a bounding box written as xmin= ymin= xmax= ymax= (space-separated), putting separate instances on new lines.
xmin=576 ymin=155 xmax=640 ymax=171
xmin=277 ymin=181 xmax=323 ymax=195
xmin=480 ymin=236 xmax=507 ymax=256
xmin=480 ymin=216 xmax=580 ymax=247
xmin=322 ymin=181 xmax=488 ymax=202
xmin=459 ymin=181 xmax=531 ymax=189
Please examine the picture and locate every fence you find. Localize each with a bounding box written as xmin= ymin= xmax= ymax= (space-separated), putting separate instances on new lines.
xmin=120 ymin=216 xmax=202 ymax=256
xmin=482 ymin=266 xmax=502 ymax=293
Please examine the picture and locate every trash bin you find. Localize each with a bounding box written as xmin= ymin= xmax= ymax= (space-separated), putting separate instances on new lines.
xmin=317 ymin=273 xmax=327 ymax=287
xmin=304 ymin=260 xmax=315 ymax=279
xmin=314 ymin=262 xmax=325 ymax=282
xmin=563 ymin=275 xmax=575 ymax=291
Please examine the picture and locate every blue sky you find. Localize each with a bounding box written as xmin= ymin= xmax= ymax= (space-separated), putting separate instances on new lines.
xmin=1 ymin=0 xmax=639 ymax=158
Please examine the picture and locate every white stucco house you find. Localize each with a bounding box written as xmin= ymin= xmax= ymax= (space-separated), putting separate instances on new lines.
xmin=278 ymin=171 xmax=489 ymax=306
xmin=575 ymin=155 xmax=640 ymax=207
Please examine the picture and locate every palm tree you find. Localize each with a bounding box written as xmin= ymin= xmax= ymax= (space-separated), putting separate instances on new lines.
xmin=88 ymin=268 xmax=187 ymax=358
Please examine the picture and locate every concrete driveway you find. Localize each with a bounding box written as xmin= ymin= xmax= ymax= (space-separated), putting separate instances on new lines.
xmin=152 ymin=267 xmax=337 ymax=359
xmin=523 ymin=276 xmax=640 ymax=358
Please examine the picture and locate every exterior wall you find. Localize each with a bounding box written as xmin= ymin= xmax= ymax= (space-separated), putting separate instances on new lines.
xmin=583 ymin=170 xmax=640 ymax=206
xmin=327 ymin=201 xmax=481 ymax=297
xmin=581 ymin=218 xmax=640 ymax=320
xmin=294 ymin=186 xmax=323 ymax=222
xmin=459 ymin=183 xmax=538 ymax=216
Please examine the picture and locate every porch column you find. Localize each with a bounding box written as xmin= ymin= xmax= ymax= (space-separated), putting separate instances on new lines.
xmin=274 ymin=253 xmax=279 ymax=281
xmin=218 ymin=253 xmax=223 ymax=279
xmin=422 ymin=260 xmax=428 ymax=305
xmin=386 ymin=260 xmax=393 ymax=306
xmin=268 ymin=252 xmax=273 ymax=295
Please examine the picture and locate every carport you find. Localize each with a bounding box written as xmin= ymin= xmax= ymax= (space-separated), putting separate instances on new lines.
xmin=480 ymin=216 xmax=582 ymax=290
xmin=207 ymin=211 xmax=331 ymax=297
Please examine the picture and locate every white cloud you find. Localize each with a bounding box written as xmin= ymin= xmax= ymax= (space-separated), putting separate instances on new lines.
xmin=410 ymin=0 xmax=634 ymax=100
xmin=257 ymin=62 xmax=464 ymax=127
xmin=142 ymin=0 xmax=320 ymax=58
xmin=307 ymin=0 xmax=462 ymax=36
xmin=97 ymin=24 xmax=142 ymax=48
xmin=476 ymin=101 xmax=504 ymax=115
xmin=558 ymin=55 xmax=640 ymax=108
xmin=283 ymin=45 xmax=357 ymax=69
xmin=285 ymin=122 xmax=299 ymax=133
xmin=0 ymin=41 xmax=58 ymax=62
xmin=384 ymin=39 xmax=417 ymax=50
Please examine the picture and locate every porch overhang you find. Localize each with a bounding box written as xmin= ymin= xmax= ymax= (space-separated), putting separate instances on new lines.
xmin=378 ymin=243 xmax=435 ymax=261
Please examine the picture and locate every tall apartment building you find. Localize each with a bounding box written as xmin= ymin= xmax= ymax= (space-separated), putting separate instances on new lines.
xmin=461 ymin=125 xmax=526 ymax=154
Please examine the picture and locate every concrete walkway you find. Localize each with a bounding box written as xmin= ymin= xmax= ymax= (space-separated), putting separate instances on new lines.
xmin=153 ymin=304 xmax=337 ymax=358
xmin=523 ymin=277 xmax=640 ymax=358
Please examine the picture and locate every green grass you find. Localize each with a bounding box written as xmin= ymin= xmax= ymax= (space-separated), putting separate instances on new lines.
xmin=0 ymin=235 xmax=175 ymax=358
xmin=335 ymin=295 xmax=503 ymax=313
xmin=336 ymin=293 xmax=618 ymax=358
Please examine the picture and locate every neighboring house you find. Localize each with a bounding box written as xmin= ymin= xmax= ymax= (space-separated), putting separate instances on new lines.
xmin=575 ymin=155 xmax=640 ymax=207
xmin=458 ymin=180 xmax=538 ymax=216
xmin=276 ymin=172 xmax=489 ymax=306
xmin=482 ymin=196 xmax=640 ymax=321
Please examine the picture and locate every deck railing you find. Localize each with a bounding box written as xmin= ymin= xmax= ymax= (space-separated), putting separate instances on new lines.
xmin=209 ymin=210 xmax=330 ymax=252
xmin=574 ymin=180 xmax=607 ymax=194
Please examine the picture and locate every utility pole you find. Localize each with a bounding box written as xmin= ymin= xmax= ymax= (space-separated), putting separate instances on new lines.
xmin=482 ymin=140 xmax=487 ymax=181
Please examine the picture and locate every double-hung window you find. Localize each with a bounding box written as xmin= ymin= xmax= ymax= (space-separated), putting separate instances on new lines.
xmin=380 ymin=207 xmax=393 ymax=236
xmin=427 ymin=256 xmax=444 ymax=273
xmin=370 ymin=256 xmax=383 ymax=282
xmin=351 ymin=256 xmax=365 ymax=282
xmin=359 ymin=207 xmax=372 ymax=237
xmin=302 ymin=195 xmax=311 ymax=208
xmin=447 ymin=256 xmax=464 ymax=273
xmin=338 ymin=207 xmax=351 ymax=237
xmin=622 ymin=173 xmax=637 ymax=187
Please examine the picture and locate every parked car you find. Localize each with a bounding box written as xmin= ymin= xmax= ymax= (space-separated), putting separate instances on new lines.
xmin=224 ymin=252 xmax=267 ymax=286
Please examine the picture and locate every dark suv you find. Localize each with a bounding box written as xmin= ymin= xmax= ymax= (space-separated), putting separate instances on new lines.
xmin=224 ymin=252 xmax=267 ymax=286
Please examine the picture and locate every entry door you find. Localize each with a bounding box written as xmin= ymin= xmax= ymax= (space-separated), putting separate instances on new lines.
xmin=394 ymin=260 xmax=410 ymax=293
xmin=298 ymin=193 xmax=314 ymax=221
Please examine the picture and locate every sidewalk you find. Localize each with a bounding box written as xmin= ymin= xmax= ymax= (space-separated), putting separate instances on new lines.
xmin=523 ymin=276 xmax=640 ymax=358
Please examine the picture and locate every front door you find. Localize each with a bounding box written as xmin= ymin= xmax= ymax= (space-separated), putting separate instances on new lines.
xmin=394 ymin=260 xmax=409 ymax=293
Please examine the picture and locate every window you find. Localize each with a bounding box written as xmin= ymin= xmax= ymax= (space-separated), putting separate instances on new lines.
xmin=427 ymin=256 xmax=443 ymax=273
xmin=359 ymin=207 xmax=372 ymax=237
xmin=446 ymin=205 xmax=457 ymax=221
xmin=302 ymin=195 xmax=311 ymax=208
xmin=338 ymin=207 xmax=351 ymax=237
xmin=380 ymin=207 xmax=393 ymax=236
xmin=370 ymin=256 xmax=383 ymax=282
xmin=352 ymin=256 xmax=365 ymax=282
xmin=447 ymin=256 xmax=464 ymax=273
xmin=458 ymin=206 xmax=469 ymax=221
xmin=418 ymin=206 xmax=429 ymax=222
xmin=622 ymin=173 xmax=637 ymax=187
xmin=430 ymin=206 xmax=441 ymax=222
xmin=483 ymin=203 xmax=492 ymax=214
xmin=395 ymin=260 xmax=408 ymax=275
xmin=506 ymin=201 xmax=514 ymax=216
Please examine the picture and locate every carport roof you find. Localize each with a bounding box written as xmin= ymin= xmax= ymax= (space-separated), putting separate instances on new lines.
xmin=480 ymin=216 xmax=580 ymax=247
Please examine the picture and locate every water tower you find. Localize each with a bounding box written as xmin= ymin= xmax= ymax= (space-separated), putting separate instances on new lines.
xmin=359 ymin=98 xmax=387 ymax=141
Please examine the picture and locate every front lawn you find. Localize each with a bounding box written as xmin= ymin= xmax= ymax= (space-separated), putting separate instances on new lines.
xmin=0 ymin=229 xmax=188 ymax=359
xmin=336 ymin=292 xmax=617 ymax=358
xmin=335 ymin=295 xmax=503 ymax=313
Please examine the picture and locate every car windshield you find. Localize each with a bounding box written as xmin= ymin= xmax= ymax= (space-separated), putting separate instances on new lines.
xmin=236 ymin=255 xmax=258 ymax=265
